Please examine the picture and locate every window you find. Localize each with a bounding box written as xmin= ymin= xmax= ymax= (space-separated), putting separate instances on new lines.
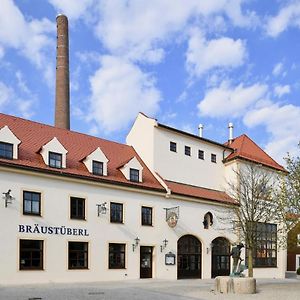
xmin=297 ymin=234 xmax=300 ymax=247
xmin=211 ymin=153 xmax=217 ymax=163
xmin=198 ymin=150 xmax=204 ymax=160
xmin=110 ymin=202 xmax=123 ymax=223
xmin=185 ymin=146 xmax=191 ymax=156
xmin=170 ymin=142 xmax=177 ymax=152
xmin=92 ymin=160 xmax=103 ymax=176
xmin=23 ymin=191 xmax=41 ymax=216
xmin=19 ymin=239 xmax=43 ymax=270
xmin=0 ymin=142 xmax=13 ymax=159
xmin=142 ymin=206 xmax=152 ymax=226
xmin=49 ymin=151 xmax=62 ymax=168
xmin=109 ymin=243 xmax=125 ymax=269
xmin=70 ymin=197 xmax=85 ymax=220
xmin=129 ymin=168 xmax=139 ymax=182
xmin=68 ymin=242 xmax=88 ymax=269
xmin=247 ymin=223 xmax=277 ymax=268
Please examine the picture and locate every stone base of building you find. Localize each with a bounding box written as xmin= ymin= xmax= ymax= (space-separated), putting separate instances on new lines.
xmin=215 ymin=276 xmax=256 ymax=294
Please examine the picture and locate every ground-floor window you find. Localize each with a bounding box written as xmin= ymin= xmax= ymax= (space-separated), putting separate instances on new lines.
xmin=19 ymin=239 xmax=43 ymax=270
xmin=68 ymin=241 xmax=88 ymax=269
xmin=247 ymin=222 xmax=277 ymax=267
xmin=109 ymin=243 xmax=125 ymax=269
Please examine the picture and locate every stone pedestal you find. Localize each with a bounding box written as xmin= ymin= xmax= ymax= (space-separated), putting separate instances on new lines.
xmin=215 ymin=276 xmax=256 ymax=294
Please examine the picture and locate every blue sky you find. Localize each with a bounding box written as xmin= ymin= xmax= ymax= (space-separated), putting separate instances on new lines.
xmin=0 ymin=0 xmax=300 ymax=165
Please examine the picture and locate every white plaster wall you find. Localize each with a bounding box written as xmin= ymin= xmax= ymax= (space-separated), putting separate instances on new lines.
xmin=153 ymin=127 xmax=227 ymax=190
xmin=0 ymin=168 xmax=238 ymax=285
xmin=126 ymin=114 xmax=156 ymax=170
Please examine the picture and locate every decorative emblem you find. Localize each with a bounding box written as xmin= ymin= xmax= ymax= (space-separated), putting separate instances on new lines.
xmin=167 ymin=212 xmax=178 ymax=228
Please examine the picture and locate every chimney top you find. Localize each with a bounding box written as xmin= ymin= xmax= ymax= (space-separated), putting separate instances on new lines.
xmin=198 ymin=124 xmax=204 ymax=138
xmin=228 ymin=122 xmax=234 ymax=143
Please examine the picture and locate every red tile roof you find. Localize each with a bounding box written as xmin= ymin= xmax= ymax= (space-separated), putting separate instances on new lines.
xmin=165 ymin=180 xmax=238 ymax=205
xmin=224 ymin=134 xmax=286 ymax=172
xmin=0 ymin=113 xmax=164 ymax=192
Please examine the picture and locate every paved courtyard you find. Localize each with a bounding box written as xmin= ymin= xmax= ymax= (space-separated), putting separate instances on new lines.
xmin=0 ymin=278 xmax=300 ymax=300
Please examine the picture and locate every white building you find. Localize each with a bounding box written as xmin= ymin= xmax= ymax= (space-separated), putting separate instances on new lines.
xmin=0 ymin=111 xmax=287 ymax=285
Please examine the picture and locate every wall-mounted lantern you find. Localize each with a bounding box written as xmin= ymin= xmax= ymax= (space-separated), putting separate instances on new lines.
xmin=132 ymin=237 xmax=140 ymax=252
xmin=160 ymin=238 xmax=168 ymax=252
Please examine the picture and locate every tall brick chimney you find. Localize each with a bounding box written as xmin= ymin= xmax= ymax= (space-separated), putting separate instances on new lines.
xmin=55 ymin=14 xmax=70 ymax=130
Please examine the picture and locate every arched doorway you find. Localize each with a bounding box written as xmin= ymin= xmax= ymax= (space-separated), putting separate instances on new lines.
xmin=211 ymin=237 xmax=231 ymax=278
xmin=177 ymin=235 xmax=202 ymax=279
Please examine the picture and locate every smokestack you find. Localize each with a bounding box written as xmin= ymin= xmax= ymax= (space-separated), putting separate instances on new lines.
xmin=55 ymin=14 xmax=70 ymax=130
xmin=228 ymin=122 xmax=234 ymax=144
xmin=198 ymin=124 xmax=204 ymax=138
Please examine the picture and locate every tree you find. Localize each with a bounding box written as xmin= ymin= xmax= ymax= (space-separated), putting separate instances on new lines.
xmin=223 ymin=163 xmax=287 ymax=278
xmin=284 ymin=149 xmax=300 ymax=216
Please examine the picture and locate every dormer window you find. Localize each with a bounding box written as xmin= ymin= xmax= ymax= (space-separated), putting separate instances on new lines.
xmin=49 ymin=152 xmax=62 ymax=168
xmin=0 ymin=142 xmax=13 ymax=159
xmin=92 ymin=161 xmax=103 ymax=176
xmin=130 ymin=168 xmax=139 ymax=182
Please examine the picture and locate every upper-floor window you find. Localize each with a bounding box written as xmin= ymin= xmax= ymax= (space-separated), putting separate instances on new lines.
xmin=198 ymin=150 xmax=204 ymax=160
xmin=70 ymin=197 xmax=85 ymax=220
xmin=23 ymin=191 xmax=41 ymax=216
xmin=68 ymin=241 xmax=88 ymax=269
xmin=170 ymin=142 xmax=177 ymax=152
xmin=142 ymin=206 xmax=153 ymax=226
xmin=130 ymin=168 xmax=139 ymax=182
xmin=92 ymin=160 xmax=103 ymax=176
xmin=185 ymin=146 xmax=191 ymax=156
xmin=0 ymin=142 xmax=13 ymax=159
xmin=211 ymin=153 xmax=217 ymax=163
xmin=49 ymin=151 xmax=62 ymax=168
xmin=110 ymin=202 xmax=123 ymax=223
xmin=19 ymin=239 xmax=43 ymax=270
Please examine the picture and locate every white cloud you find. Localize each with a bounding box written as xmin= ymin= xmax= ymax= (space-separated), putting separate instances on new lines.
xmin=272 ymin=62 xmax=284 ymax=76
xmin=186 ymin=28 xmax=246 ymax=77
xmin=89 ymin=55 xmax=161 ymax=132
xmin=93 ymin=0 xmax=254 ymax=63
xmin=244 ymin=103 xmax=300 ymax=163
xmin=198 ymin=81 xmax=268 ymax=117
xmin=48 ymin=0 xmax=94 ymax=20
xmin=273 ymin=84 xmax=291 ymax=98
xmin=0 ymin=0 xmax=55 ymax=82
xmin=0 ymin=81 xmax=11 ymax=107
xmin=266 ymin=1 xmax=300 ymax=37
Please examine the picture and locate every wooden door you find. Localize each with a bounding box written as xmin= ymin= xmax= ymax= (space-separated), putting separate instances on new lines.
xmin=140 ymin=246 xmax=153 ymax=278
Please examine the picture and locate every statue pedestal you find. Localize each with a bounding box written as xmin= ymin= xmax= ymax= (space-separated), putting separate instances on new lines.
xmin=215 ymin=276 xmax=256 ymax=294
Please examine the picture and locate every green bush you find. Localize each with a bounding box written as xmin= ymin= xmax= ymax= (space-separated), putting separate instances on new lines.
xmin=297 ymin=267 xmax=300 ymax=275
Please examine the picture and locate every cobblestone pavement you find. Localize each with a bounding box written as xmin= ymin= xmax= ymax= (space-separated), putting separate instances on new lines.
xmin=0 ymin=278 xmax=300 ymax=300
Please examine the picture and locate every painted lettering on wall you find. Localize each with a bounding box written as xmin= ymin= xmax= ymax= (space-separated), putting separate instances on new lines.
xmin=18 ymin=224 xmax=89 ymax=236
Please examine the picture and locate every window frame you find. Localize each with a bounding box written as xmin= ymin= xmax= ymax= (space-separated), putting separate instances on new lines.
xmin=109 ymin=243 xmax=126 ymax=269
xmin=211 ymin=153 xmax=217 ymax=163
xmin=141 ymin=206 xmax=153 ymax=226
xmin=92 ymin=160 xmax=103 ymax=176
xmin=70 ymin=197 xmax=86 ymax=220
xmin=129 ymin=168 xmax=140 ymax=182
xmin=23 ymin=191 xmax=41 ymax=216
xmin=110 ymin=202 xmax=124 ymax=223
xmin=185 ymin=146 xmax=191 ymax=156
xmin=170 ymin=141 xmax=177 ymax=152
xmin=247 ymin=222 xmax=277 ymax=268
xmin=19 ymin=239 xmax=43 ymax=270
xmin=198 ymin=150 xmax=204 ymax=160
xmin=68 ymin=241 xmax=88 ymax=270
xmin=0 ymin=141 xmax=13 ymax=159
xmin=48 ymin=151 xmax=62 ymax=168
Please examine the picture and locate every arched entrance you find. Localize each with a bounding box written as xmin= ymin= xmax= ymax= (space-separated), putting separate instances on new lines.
xmin=211 ymin=237 xmax=231 ymax=278
xmin=177 ymin=235 xmax=201 ymax=279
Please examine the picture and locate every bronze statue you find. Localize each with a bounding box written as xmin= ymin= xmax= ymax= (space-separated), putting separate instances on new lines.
xmin=229 ymin=243 xmax=245 ymax=276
